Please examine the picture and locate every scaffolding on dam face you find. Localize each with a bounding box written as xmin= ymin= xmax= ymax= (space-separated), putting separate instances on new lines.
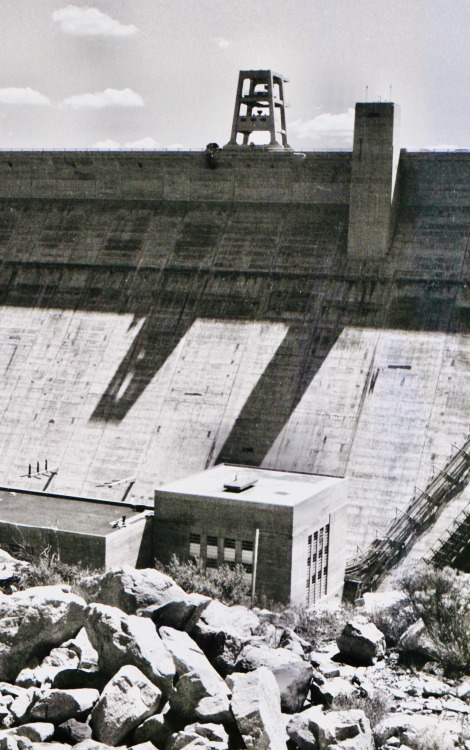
xmin=344 ymin=434 xmax=470 ymax=599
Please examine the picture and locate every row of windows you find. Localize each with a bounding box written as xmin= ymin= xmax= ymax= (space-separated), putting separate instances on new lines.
xmin=306 ymin=524 xmax=329 ymax=606
xmin=189 ymin=532 xmax=254 ymax=581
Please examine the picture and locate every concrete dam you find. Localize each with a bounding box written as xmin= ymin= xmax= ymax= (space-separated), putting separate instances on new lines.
xmin=0 ymin=85 xmax=469 ymax=562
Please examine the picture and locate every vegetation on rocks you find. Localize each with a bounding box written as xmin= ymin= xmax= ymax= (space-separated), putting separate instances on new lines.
xmin=156 ymin=554 xmax=251 ymax=605
xmin=398 ymin=564 xmax=470 ymax=675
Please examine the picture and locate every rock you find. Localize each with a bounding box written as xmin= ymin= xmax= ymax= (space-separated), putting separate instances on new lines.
xmin=397 ymin=619 xmax=452 ymax=665
xmin=158 ymin=627 xmax=222 ymax=680
xmin=73 ymin=741 xmax=118 ymax=750
xmin=16 ymin=648 xmax=80 ymax=688
xmin=169 ymin=668 xmax=231 ymax=726
xmin=457 ymin=681 xmax=470 ymax=701
xmin=336 ymin=620 xmax=386 ymax=666
xmin=288 ymin=705 xmax=374 ymax=750
xmin=227 ymin=667 xmax=287 ymax=750
xmin=182 ymin=724 xmax=228 ymax=744
xmin=132 ymin=712 xmax=173 ymax=749
xmin=80 ymin=566 xmax=186 ymax=615
xmin=309 ymin=676 xmax=362 ymax=708
xmin=167 ymin=722 xmax=229 ymax=750
xmin=193 ymin=601 xmax=259 ymax=641
xmin=8 ymin=689 xmax=39 ymax=724
xmin=28 ymin=688 xmax=99 ymax=724
xmin=421 ymin=676 xmax=451 ymax=698
xmin=51 ymin=669 xmax=104 ymax=692
xmin=90 ymin=664 xmax=162 ymax=746
xmin=139 ymin=592 xmax=211 ymax=632
xmin=278 ymin=628 xmax=312 ymax=657
xmin=374 ymin=715 xmax=449 ymax=748
xmin=15 ymin=724 xmax=55 ymax=742
xmin=74 ymin=742 xmax=117 ymax=750
xmin=0 ymin=587 xmax=86 ymax=682
xmin=127 ymin=743 xmax=158 ymax=750
xmin=85 ymin=604 xmax=175 ymax=696
xmin=234 ymin=643 xmax=313 ymax=713
xmin=62 ymin=629 xmax=99 ymax=672
xmin=54 ymin=719 xmax=92 ymax=745
xmin=191 ymin=601 xmax=259 ymax=676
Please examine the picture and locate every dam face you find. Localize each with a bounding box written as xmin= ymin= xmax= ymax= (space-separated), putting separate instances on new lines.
xmin=0 ymin=122 xmax=469 ymax=556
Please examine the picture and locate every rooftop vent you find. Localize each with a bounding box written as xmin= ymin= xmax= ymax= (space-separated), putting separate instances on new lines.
xmin=223 ymin=473 xmax=258 ymax=493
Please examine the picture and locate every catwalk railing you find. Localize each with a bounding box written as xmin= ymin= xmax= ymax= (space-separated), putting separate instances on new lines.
xmin=344 ymin=434 xmax=470 ymax=598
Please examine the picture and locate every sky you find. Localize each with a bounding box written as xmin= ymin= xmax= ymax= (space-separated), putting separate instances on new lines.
xmin=0 ymin=0 xmax=469 ymax=152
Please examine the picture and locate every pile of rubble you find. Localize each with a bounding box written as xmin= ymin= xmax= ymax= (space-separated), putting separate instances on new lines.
xmin=0 ymin=564 xmax=467 ymax=750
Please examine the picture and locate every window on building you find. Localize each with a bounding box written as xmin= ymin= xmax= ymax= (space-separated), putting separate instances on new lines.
xmin=224 ymin=538 xmax=236 ymax=562
xmin=206 ymin=535 xmax=218 ymax=560
xmin=243 ymin=563 xmax=253 ymax=583
xmin=189 ymin=532 xmax=201 ymax=559
xmin=241 ymin=539 xmax=253 ymax=564
xmin=305 ymin=523 xmax=329 ymax=606
xmin=206 ymin=558 xmax=217 ymax=568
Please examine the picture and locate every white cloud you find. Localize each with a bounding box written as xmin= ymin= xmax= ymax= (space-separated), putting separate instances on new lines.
xmin=124 ymin=137 xmax=160 ymax=149
xmin=92 ymin=139 xmax=121 ymax=149
xmin=167 ymin=143 xmax=186 ymax=150
xmin=0 ymin=87 xmax=50 ymax=105
xmin=62 ymin=88 xmax=144 ymax=109
xmin=52 ymin=5 xmax=137 ymax=37
xmin=212 ymin=36 xmax=230 ymax=49
xmin=290 ymin=108 xmax=355 ymax=147
xmin=92 ymin=137 xmax=161 ymax=150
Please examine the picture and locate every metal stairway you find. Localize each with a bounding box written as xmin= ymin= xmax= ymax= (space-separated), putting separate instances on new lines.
xmin=426 ymin=501 xmax=470 ymax=571
xmin=344 ymin=435 xmax=470 ymax=599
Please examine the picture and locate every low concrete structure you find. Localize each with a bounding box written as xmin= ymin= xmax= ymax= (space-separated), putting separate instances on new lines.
xmin=154 ymin=464 xmax=347 ymax=606
xmin=0 ymin=488 xmax=153 ymax=569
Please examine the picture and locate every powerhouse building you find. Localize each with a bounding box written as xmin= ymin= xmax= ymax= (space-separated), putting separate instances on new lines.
xmin=154 ymin=464 xmax=347 ymax=606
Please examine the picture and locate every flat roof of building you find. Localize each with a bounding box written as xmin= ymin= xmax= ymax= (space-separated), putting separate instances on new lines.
xmin=0 ymin=488 xmax=145 ymax=536
xmin=155 ymin=464 xmax=344 ymax=507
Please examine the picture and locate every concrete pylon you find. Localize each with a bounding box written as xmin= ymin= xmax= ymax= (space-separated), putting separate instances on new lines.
xmin=347 ymin=102 xmax=401 ymax=259
xmin=225 ymin=70 xmax=291 ymax=150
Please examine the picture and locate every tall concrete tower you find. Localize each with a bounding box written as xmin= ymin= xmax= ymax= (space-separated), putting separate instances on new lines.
xmin=225 ymin=70 xmax=291 ymax=150
xmin=347 ymin=102 xmax=401 ymax=259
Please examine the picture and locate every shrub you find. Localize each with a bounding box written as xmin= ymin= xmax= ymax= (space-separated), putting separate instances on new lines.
xmin=398 ymin=563 xmax=470 ymax=675
xmin=157 ymin=554 xmax=250 ymax=605
xmin=16 ymin=546 xmax=87 ymax=592
xmin=281 ymin=602 xmax=354 ymax=649
xmin=368 ymin=598 xmax=416 ymax=647
xmin=334 ymin=690 xmax=391 ymax=730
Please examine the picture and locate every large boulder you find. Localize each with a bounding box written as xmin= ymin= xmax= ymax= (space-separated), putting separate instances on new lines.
xmin=234 ymin=644 xmax=313 ymax=713
xmin=287 ymin=705 xmax=374 ymax=750
xmin=167 ymin=723 xmax=229 ymax=750
xmin=336 ymin=620 xmax=386 ymax=666
xmin=15 ymin=723 xmax=55 ymax=742
xmin=398 ymin=619 xmax=442 ymax=662
xmin=169 ymin=669 xmax=231 ymax=726
xmin=159 ymin=627 xmax=220 ymax=679
xmin=90 ymin=665 xmax=162 ymax=746
xmin=191 ymin=601 xmax=260 ymax=676
xmin=55 ymin=719 xmax=93 ymax=745
xmin=84 ymin=604 xmax=175 ymax=696
xmin=0 ymin=587 xmax=86 ymax=681
xmin=309 ymin=676 xmax=362 ymax=708
xmin=16 ymin=647 xmax=80 ymax=688
xmin=139 ymin=592 xmax=211 ymax=632
xmin=132 ymin=712 xmax=173 ymax=749
xmin=374 ymin=714 xmax=456 ymax=750
xmin=227 ymin=667 xmax=287 ymax=750
xmin=80 ymin=566 xmax=186 ymax=615
xmin=27 ymin=689 xmax=99 ymax=724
